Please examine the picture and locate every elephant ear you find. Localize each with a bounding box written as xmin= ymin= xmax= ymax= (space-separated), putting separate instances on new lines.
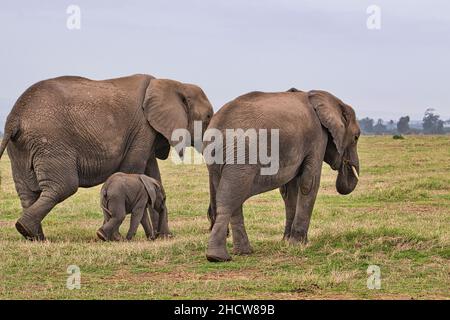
xmin=100 ymin=186 xmax=108 ymax=207
xmin=308 ymin=90 xmax=348 ymax=156
xmin=142 ymin=79 xmax=189 ymax=158
xmin=154 ymin=132 xmax=170 ymax=160
xmin=100 ymin=185 xmax=112 ymax=216
xmin=139 ymin=175 xmax=159 ymax=209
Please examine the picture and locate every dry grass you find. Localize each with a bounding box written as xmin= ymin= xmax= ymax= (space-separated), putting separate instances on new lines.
xmin=0 ymin=135 xmax=449 ymax=299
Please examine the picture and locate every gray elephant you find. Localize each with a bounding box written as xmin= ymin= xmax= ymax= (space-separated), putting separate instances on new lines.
xmin=97 ymin=173 xmax=168 ymax=241
xmin=0 ymin=74 xmax=213 ymax=240
xmin=204 ymin=89 xmax=360 ymax=262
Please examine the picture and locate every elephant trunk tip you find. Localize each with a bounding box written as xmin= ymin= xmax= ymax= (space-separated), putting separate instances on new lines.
xmin=336 ymin=163 xmax=359 ymax=195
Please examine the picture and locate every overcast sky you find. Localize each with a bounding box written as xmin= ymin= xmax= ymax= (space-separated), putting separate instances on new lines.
xmin=1 ymin=0 xmax=449 ymax=129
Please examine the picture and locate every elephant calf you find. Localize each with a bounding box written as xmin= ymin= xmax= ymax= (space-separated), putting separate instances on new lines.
xmin=96 ymin=173 xmax=170 ymax=241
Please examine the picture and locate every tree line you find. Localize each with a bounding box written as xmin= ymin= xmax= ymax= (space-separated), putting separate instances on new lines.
xmin=359 ymin=108 xmax=450 ymax=135
xmin=1 ymin=108 xmax=449 ymax=138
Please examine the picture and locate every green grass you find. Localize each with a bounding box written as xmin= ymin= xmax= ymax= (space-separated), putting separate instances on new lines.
xmin=0 ymin=135 xmax=449 ymax=299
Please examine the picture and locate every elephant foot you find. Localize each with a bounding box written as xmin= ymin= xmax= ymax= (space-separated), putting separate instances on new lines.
xmin=113 ymin=232 xmax=123 ymax=241
xmin=233 ymin=245 xmax=253 ymax=255
xmin=206 ymin=247 xmax=232 ymax=262
xmin=157 ymin=232 xmax=173 ymax=240
xmin=288 ymin=230 xmax=308 ymax=245
xmin=96 ymin=228 xmax=108 ymax=241
xmin=97 ymin=228 xmax=122 ymax=242
xmin=15 ymin=218 xmax=45 ymax=241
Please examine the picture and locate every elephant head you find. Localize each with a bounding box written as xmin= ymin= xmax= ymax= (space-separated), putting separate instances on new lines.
xmin=308 ymin=90 xmax=360 ymax=195
xmin=143 ymin=79 xmax=214 ymax=159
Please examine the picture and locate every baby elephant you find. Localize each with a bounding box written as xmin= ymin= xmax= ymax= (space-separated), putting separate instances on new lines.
xmin=97 ymin=173 xmax=170 ymax=241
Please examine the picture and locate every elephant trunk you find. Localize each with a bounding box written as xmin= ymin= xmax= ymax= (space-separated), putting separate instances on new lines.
xmin=192 ymin=118 xmax=211 ymax=153
xmin=336 ymin=148 xmax=359 ymax=195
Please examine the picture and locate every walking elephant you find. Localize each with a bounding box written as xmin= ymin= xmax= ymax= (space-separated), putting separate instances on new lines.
xmin=204 ymin=89 xmax=360 ymax=262
xmin=98 ymin=173 xmax=169 ymax=241
xmin=0 ymin=74 xmax=213 ymax=240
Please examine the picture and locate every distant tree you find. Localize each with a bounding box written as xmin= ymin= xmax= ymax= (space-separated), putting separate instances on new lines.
xmin=423 ymin=108 xmax=444 ymax=134
xmin=397 ymin=116 xmax=410 ymax=134
xmin=446 ymin=119 xmax=450 ymax=133
xmin=386 ymin=120 xmax=396 ymax=131
xmin=359 ymin=117 xmax=374 ymax=134
xmin=373 ymin=119 xmax=387 ymax=135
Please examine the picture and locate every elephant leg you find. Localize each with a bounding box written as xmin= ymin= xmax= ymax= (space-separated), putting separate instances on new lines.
xmin=126 ymin=205 xmax=145 ymax=240
xmin=145 ymin=157 xmax=171 ymax=238
xmin=145 ymin=156 xmax=162 ymax=231
xmin=206 ymin=205 xmax=233 ymax=262
xmin=157 ymin=206 xmax=171 ymax=238
xmin=206 ymin=167 xmax=253 ymax=262
xmin=15 ymin=159 xmax=79 ymax=241
xmin=207 ymin=170 xmax=219 ymax=231
xmin=13 ymin=179 xmax=43 ymax=239
xmin=230 ymin=206 xmax=253 ymax=255
xmin=17 ymin=186 xmax=41 ymax=210
xmin=149 ymin=207 xmax=161 ymax=235
xmin=141 ymin=208 xmax=156 ymax=240
xmin=16 ymin=187 xmax=78 ymax=241
xmin=19 ymin=190 xmax=43 ymax=237
xmin=15 ymin=192 xmax=57 ymax=241
xmin=101 ymin=206 xmax=122 ymax=241
xmin=289 ymin=160 xmax=322 ymax=245
xmin=279 ymin=176 xmax=300 ymax=241
xmin=207 ymin=169 xmax=230 ymax=237
xmin=10 ymin=151 xmax=41 ymax=210
xmin=97 ymin=199 xmax=126 ymax=241
xmin=101 ymin=207 xmax=111 ymax=226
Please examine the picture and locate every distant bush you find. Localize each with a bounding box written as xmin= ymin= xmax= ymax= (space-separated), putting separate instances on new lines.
xmin=393 ymin=134 xmax=404 ymax=140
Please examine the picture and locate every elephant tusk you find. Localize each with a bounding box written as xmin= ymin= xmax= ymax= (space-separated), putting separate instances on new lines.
xmin=351 ymin=166 xmax=359 ymax=181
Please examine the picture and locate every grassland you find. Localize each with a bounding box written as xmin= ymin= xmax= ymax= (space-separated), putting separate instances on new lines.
xmin=0 ymin=136 xmax=449 ymax=299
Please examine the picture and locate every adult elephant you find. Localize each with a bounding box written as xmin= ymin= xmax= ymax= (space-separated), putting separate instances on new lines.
xmin=0 ymin=74 xmax=213 ymax=240
xmin=204 ymin=89 xmax=360 ymax=262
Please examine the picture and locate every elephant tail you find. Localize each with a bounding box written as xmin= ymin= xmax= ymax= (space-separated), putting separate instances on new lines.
xmin=0 ymin=125 xmax=19 ymax=159
xmin=0 ymin=122 xmax=16 ymax=186
xmin=0 ymin=135 xmax=9 ymax=159
xmin=0 ymin=115 xmax=19 ymax=159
